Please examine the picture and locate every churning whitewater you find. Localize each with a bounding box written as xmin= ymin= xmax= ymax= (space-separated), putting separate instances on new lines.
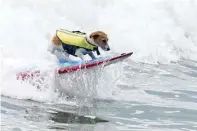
xmin=1 ymin=0 xmax=197 ymax=131
xmin=1 ymin=0 xmax=197 ymax=100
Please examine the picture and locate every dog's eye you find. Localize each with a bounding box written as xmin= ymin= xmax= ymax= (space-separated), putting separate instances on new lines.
xmin=102 ymin=40 xmax=107 ymax=43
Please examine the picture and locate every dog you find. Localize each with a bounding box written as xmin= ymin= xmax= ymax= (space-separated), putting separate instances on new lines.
xmin=48 ymin=29 xmax=110 ymax=62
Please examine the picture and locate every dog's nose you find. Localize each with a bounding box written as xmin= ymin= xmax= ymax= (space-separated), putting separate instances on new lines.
xmin=107 ymin=47 xmax=110 ymax=51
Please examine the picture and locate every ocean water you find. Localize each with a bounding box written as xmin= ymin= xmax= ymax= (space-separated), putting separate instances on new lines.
xmin=1 ymin=0 xmax=197 ymax=131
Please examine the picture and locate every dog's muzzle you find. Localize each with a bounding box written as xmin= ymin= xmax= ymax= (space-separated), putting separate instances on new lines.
xmin=104 ymin=45 xmax=110 ymax=51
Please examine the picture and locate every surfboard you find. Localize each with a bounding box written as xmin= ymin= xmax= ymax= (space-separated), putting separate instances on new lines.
xmin=16 ymin=52 xmax=133 ymax=80
xmin=58 ymin=52 xmax=133 ymax=74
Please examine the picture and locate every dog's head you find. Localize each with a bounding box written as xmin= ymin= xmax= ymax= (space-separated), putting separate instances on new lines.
xmin=90 ymin=31 xmax=110 ymax=51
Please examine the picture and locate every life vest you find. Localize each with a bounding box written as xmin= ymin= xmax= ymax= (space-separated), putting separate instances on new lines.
xmin=56 ymin=29 xmax=96 ymax=51
xmin=56 ymin=29 xmax=100 ymax=56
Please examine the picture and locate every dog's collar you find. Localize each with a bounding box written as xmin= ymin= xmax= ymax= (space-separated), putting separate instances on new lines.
xmin=85 ymin=36 xmax=98 ymax=47
xmin=85 ymin=36 xmax=100 ymax=55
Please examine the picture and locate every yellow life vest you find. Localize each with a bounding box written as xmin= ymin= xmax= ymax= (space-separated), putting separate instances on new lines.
xmin=56 ymin=29 xmax=96 ymax=51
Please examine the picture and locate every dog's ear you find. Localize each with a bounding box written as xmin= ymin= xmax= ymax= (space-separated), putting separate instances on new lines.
xmin=90 ymin=32 xmax=99 ymax=40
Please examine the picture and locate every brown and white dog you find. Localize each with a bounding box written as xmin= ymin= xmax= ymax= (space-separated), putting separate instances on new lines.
xmin=48 ymin=29 xmax=110 ymax=62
